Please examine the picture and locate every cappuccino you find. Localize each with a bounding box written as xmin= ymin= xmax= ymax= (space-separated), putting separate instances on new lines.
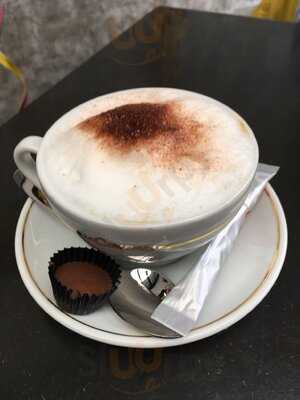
xmin=40 ymin=88 xmax=258 ymax=225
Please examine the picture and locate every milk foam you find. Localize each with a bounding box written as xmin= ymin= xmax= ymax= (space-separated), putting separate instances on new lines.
xmin=40 ymin=88 xmax=258 ymax=225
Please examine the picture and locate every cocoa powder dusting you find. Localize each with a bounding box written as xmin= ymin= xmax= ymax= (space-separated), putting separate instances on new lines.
xmin=102 ymin=103 xmax=178 ymax=143
xmin=78 ymin=102 xmax=213 ymax=170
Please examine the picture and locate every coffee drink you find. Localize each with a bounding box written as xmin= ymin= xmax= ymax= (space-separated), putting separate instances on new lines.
xmin=40 ymin=88 xmax=258 ymax=225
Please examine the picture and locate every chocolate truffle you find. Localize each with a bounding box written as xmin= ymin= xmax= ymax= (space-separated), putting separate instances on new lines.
xmin=55 ymin=261 xmax=112 ymax=298
xmin=48 ymin=247 xmax=121 ymax=315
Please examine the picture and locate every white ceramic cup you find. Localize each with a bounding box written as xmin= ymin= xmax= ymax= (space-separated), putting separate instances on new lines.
xmin=14 ymin=90 xmax=258 ymax=267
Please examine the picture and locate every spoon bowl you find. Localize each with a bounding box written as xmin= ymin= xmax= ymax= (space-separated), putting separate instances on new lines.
xmin=110 ymin=268 xmax=181 ymax=338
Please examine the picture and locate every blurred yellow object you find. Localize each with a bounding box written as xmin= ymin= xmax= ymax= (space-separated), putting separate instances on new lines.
xmin=253 ymin=0 xmax=298 ymax=21
xmin=0 ymin=50 xmax=27 ymax=109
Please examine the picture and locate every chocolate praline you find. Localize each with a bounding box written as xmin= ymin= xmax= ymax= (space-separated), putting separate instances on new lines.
xmin=48 ymin=247 xmax=121 ymax=315
xmin=55 ymin=261 xmax=112 ymax=299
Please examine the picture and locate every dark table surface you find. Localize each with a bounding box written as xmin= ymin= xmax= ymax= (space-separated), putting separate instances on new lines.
xmin=1 ymin=7 xmax=299 ymax=400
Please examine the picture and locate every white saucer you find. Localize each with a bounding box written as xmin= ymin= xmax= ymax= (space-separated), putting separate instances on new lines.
xmin=15 ymin=184 xmax=287 ymax=348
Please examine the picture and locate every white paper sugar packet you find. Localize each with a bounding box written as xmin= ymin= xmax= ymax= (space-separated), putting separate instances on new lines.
xmin=151 ymin=163 xmax=279 ymax=336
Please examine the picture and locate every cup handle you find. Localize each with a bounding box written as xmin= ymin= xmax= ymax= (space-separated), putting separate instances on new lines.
xmin=14 ymin=136 xmax=49 ymax=207
xmin=14 ymin=136 xmax=42 ymax=190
